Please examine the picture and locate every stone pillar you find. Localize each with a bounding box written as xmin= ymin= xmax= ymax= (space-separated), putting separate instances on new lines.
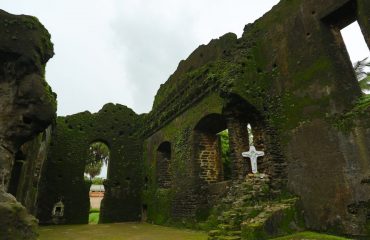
xmin=226 ymin=114 xmax=250 ymax=180
xmin=264 ymin=125 xmax=287 ymax=191
xmin=357 ymin=0 xmax=370 ymax=49
xmin=196 ymin=132 xmax=223 ymax=184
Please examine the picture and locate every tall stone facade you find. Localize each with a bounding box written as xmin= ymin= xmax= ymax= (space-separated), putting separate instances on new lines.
xmin=141 ymin=0 xmax=370 ymax=237
xmin=1 ymin=0 xmax=370 ymax=239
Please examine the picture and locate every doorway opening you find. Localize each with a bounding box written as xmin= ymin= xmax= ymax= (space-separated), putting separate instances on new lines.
xmin=341 ymin=21 xmax=370 ymax=94
xmin=217 ymin=129 xmax=232 ymax=180
xmin=194 ymin=114 xmax=230 ymax=183
xmin=84 ymin=141 xmax=110 ymax=224
xmin=156 ymin=142 xmax=171 ymax=188
xmin=322 ymin=0 xmax=370 ymax=94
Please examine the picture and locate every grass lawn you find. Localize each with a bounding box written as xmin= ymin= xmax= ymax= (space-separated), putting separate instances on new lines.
xmin=39 ymin=224 xmax=354 ymax=240
xmin=89 ymin=212 xmax=100 ymax=224
xmin=271 ymin=231 xmax=353 ymax=240
xmin=39 ymin=222 xmax=208 ymax=240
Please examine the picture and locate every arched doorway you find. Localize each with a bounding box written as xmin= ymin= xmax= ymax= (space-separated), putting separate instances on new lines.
xmin=194 ymin=113 xmax=231 ymax=184
xmin=222 ymin=93 xmax=285 ymax=185
xmin=84 ymin=141 xmax=110 ymax=224
xmin=156 ymin=141 xmax=171 ymax=188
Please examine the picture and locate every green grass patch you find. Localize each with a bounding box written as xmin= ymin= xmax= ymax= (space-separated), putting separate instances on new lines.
xmin=271 ymin=231 xmax=353 ymax=240
xmin=89 ymin=212 xmax=100 ymax=224
xmin=90 ymin=208 xmax=100 ymax=213
xmin=39 ymin=222 xmax=208 ymax=240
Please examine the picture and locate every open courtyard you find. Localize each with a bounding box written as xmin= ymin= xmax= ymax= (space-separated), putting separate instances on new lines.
xmin=38 ymin=223 xmax=352 ymax=240
xmin=39 ymin=223 xmax=208 ymax=240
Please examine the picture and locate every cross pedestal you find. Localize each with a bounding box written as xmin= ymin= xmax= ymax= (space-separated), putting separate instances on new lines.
xmin=242 ymin=146 xmax=265 ymax=174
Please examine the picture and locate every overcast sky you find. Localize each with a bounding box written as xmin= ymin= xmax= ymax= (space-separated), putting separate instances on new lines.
xmin=1 ymin=1 xmax=369 ymax=116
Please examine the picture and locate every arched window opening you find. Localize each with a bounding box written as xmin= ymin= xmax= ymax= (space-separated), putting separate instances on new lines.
xmin=84 ymin=141 xmax=110 ymax=224
xmin=156 ymin=142 xmax=171 ymax=188
xmin=223 ymin=94 xmax=271 ymax=180
xmin=85 ymin=141 xmax=110 ymax=181
xmin=194 ymin=114 xmax=229 ymax=183
xmin=217 ymin=130 xmax=232 ymax=180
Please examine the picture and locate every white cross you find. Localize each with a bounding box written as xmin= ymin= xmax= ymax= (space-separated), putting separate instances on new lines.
xmin=242 ymin=146 xmax=265 ymax=174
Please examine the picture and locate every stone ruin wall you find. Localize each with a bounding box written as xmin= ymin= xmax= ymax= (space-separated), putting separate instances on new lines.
xmin=0 ymin=9 xmax=56 ymax=239
xmin=37 ymin=104 xmax=143 ymax=224
xmin=142 ymin=0 xmax=370 ymax=236
xmin=0 ymin=0 xmax=370 ymax=238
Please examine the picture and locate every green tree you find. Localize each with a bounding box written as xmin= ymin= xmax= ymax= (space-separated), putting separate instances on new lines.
xmin=354 ymin=57 xmax=370 ymax=93
xmin=85 ymin=160 xmax=103 ymax=180
xmin=84 ymin=142 xmax=110 ymax=180
xmin=219 ymin=130 xmax=231 ymax=180
xmin=91 ymin=177 xmax=104 ymax=185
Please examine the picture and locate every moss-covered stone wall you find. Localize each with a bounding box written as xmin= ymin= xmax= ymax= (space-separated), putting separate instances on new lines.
xmin=141 ymin=0 xmax=370 ymax=237
xmin=9 ymin=126 xmax=53 ymax=215
xmin=22 ymin=0 xmax=370 ymax=238
xmin=37 ymin=103 xmax=143 ymax=224
xmin=0 ymin=9 xmax=56 ymax=240
xmin=143 ymin=93 xmax=225 ymax=223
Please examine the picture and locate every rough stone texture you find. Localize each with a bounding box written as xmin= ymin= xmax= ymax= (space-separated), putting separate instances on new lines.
xmin=141 ymin=0 xmax=370 ymax=237
xmin=0 ymin=9 xmax=55 ymax=190
xmin=206 ymin=174 xmax=303 ymax=240
xmin=6 ymin=0 xmax=368 ymax=239
xmin=36 ymin=104 xmax=143 ymax=224
xmin=156 ymin=142 xmax=172 ymax=188
xmin=8 ymin=126 xmax=52 ymax=215
xmin=0 ymin=9 xmax=56 ymax=240
xmin=0 ymin=192 xmax=38 ymax=240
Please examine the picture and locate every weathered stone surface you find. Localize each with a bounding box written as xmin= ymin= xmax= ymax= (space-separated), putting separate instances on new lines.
xmin=140 ymin=0 xmax=370 ymax=237
xmin=0 ymin=9 xmax=56 ymax=240
xmin=13 ymin=127 xmax=53 ymax=215
xmin=204 ymin=174 xmax=302 ymax=240
xmin=0 ymin=191 xmax=38 ymax=240
xmin=17 ymin=0 xmax=370 ymax=238
xmin=37 ymin=104 xmax=142 ymax=224
xmin=0 ymin=9 xmax=55 ymax=187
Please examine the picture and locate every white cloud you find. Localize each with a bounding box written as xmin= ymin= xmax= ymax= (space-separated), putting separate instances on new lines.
xmin=8 ymin=1 xmax=370 ymax=115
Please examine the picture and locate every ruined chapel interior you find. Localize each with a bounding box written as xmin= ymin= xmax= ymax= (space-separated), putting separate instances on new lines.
xmin=1 ymin=0 xmax=370 ymax=239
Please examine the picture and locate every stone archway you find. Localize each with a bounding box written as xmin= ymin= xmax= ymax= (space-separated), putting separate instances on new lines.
xmin=156 ymin=141 xmax=171 ymax=188
xmin=193 ymin=113 xmax=228 ymax=184
xmin=223 ymin=94 xmax=286 ymax=190
xmin=85 ymin=141 xmax=110 ymax=224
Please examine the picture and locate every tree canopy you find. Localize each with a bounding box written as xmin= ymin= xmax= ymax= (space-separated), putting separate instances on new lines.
xmin=84 ymin=142 xmax=110 ymax=180
xmin=354 ymin=57 xmax=370 ymax=93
